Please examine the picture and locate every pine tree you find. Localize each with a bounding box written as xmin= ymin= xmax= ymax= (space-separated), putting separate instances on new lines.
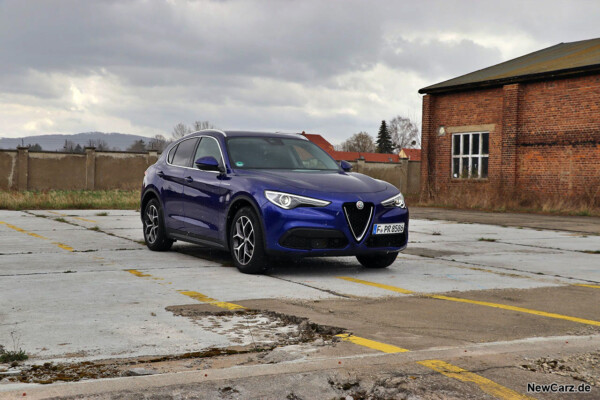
xmin=376 ymin=120 xmax=393 ymax=153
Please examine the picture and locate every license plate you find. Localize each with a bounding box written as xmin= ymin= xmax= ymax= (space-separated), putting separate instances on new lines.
xmin=372 ymin=223 xmax=405 ymax=235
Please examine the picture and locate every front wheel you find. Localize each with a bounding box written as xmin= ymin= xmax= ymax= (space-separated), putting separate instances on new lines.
xmin=143 ymin=198 xmax=173 ymax=251
xmin=356 ymin=252 xmax=398 ymax=269
xmin=229 ymin=207 xmax=268 ymax=274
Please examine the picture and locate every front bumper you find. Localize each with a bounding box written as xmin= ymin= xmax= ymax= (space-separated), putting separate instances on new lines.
xmin=261 ymin=199 xmax=409 ymax=257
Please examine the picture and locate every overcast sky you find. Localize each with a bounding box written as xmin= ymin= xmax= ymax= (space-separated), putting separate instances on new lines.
xmin=1 ymin=0 xmax=599 ymax=144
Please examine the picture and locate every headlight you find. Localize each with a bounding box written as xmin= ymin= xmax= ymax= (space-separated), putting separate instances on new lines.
xmin=381 ymin=192 xmax=405 ymax=208
xmin=265 ymin=190 xmax=330 ymax=210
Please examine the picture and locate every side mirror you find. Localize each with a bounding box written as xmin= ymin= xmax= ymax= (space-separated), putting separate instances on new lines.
xmin=195 ymin=156 xmax=225 ymax=173
xmin=340 ymin=160 xmax=352 ymax=172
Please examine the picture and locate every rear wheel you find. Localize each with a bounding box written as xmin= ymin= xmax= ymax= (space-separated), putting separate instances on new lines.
xmin=356 ymin=252 xmax=398 ymax=269
xmin=143 ymin=198 xmax=173 ymax=251
xmin=230 ymin=207 xmax=268 ymax=274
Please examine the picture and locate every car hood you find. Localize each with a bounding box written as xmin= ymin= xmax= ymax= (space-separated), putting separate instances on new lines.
xmin=237 ymin=170 xmax=388 ymax=194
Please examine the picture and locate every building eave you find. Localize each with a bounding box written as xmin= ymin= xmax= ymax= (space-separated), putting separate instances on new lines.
xmin=419 ymin=64 xmax=600 ymax=95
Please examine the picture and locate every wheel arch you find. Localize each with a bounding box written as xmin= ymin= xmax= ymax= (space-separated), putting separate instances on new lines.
xmin=225 ymin=194 xmax=266 ymax=251
xmin=141 ymin=188 xmax=162 ymax=220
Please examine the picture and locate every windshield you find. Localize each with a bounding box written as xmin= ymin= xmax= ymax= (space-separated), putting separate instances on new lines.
xmin=226 ymin=137 xmax=340 ymax=171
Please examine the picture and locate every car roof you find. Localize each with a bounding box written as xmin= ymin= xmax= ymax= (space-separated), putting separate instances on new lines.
xmin=187 ymin=130 xmax=308 ymax=140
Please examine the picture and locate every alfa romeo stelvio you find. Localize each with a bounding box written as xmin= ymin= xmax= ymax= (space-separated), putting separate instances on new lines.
xmin=141 ymin=130 xmax=409 ymax=274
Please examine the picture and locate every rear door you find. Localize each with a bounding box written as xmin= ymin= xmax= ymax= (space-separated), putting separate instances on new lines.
xmin=181 ymin=136 xmax=229 ymax=244
xmin=161 ymin=137 xmax=198 ymax=232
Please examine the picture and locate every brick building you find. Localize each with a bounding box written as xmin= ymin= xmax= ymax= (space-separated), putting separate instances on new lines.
xmin=419 ymin=38 xmax=600 ymax=199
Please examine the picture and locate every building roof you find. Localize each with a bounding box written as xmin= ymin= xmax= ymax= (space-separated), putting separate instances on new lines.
xmin=301 ymin=133 xmax=335 ymax=152
xmin=400 ymin=148 xmax=421 ymax=161
xmin=419 ymin=38 xmax=600 ymax=94
xmin=302 ymin=133 xmax=403 ymax=163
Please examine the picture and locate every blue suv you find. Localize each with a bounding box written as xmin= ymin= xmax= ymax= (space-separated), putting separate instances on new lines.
xmin=141 ymin=130 xmax=408 ymax=273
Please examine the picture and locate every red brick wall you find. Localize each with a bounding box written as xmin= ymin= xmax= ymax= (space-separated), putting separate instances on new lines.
xmin=422 ymin=87 xmax=504 ymax=193
xmin=517 ymin=75 xmax=600 ymax=196
xmin=421 ymin=73 xmax=600 ymax=198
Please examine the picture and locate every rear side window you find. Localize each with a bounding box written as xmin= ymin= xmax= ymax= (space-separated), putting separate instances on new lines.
xmin=171 ymin=138 xmax=198 ymax=167
xmin=167 ymin=144 xmax=179 ymax=164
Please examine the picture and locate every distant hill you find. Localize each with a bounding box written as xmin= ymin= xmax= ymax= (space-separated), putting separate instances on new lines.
xmin=0 ymin=132 xmax=156 ymax=151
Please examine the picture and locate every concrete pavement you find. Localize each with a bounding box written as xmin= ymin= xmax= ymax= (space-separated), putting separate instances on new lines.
xmin=0 ymin=209 xmax=598 ymax=399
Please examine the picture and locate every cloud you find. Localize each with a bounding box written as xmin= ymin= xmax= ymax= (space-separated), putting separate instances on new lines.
xmin=0 ymin=0 xmax=599 ymax=139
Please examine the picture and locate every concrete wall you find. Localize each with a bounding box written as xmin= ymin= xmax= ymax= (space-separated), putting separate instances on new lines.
xmin=0 ymin=147 xmax=158 ymax=191
xmin=350 ymin=159 xmax=420 ymax=194
xmin=0 ymin=147 xmax=419 ymax=194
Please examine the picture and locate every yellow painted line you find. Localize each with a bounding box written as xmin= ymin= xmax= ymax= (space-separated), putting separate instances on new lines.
xmin=126 ymin=269 xmax=153 ymax=278
xmin=574 ymin=283 xmax=600 ymax=289
xmin=427 ymin=294 xmax=600 ymax=326
xmin=338 ymin=277 xmax=600 ymax=327
xmin=0 ymin=221 xmax=74 ymax=252
xmin=126 ymin=270 xmax=243 ymax=310
xmin=53 ymin=242 xmax=75 ymax=252
xmin=335 ymin=334 xmax=409 ymax=353
xmin=178 ymin=291 xmax=247 ymax=310
xmin=336 ymin=334 xmax=531 ymax=399
xmin=73 ymin=216 xmax=97 ymax=223
xmin=418 ymin=360 xmax=535 ymax=400
xmin=337 ymin=276 xmax=415 ymax=294
xmin=48 ymin=211 xmax=97 ymax=223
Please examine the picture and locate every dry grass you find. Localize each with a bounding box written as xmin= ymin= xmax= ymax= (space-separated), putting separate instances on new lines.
xmin=410 ymin=182 xmax=600 ymax=217
xmin=0 ymin=190 xmax=139 ymax=210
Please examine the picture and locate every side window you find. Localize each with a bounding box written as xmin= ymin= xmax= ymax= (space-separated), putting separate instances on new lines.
xmin=167 ymin=144 xmax=179 ymax=164
xmin=171 ymin=138 xmax=198 ymax=167
xmin=194 ymin=137 xmax=224 ymax=167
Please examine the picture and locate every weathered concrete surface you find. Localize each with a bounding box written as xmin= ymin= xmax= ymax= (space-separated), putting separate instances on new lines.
xmin=0 ymin=209 xmax=598 ymax=399
xmin=411 ymin=206 xmax=600 ymax=235
xmin=3 ymin=335 xmax=599 ymax=400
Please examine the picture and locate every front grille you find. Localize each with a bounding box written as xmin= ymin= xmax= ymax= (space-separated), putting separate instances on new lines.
xmin=280 ymin=229 xmax=348 ymax=250
xmin=366 ymin=232 xmax=406 ymax=248
xmin=343 ymin=202 xmax=374 ymax=241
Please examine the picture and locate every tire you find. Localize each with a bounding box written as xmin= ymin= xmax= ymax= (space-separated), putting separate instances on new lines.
xmin=142 ymin=198 xmax=173 ymax=251
xmin=229 ymin=207 xmax=268 ymax=274
xmin=356 ymin=252 xmax=398 ymax=269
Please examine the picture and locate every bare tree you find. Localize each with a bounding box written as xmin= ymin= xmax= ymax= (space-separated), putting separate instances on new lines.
xmin=340 ymin=132 xmax=376 ymax=152
xmin=148 ymin=134 xmax=169 ymax=152
xmin=388 ymin=116 xmax=421 ymax=151
xmin=171 ymin=123 xmax=191 ymax=140
xmin=193 ymin=120 xmax=215 ymax=131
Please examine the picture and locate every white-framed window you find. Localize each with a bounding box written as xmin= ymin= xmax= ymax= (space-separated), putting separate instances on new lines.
xmin=452 ymin=132 xmax=489 ymax=179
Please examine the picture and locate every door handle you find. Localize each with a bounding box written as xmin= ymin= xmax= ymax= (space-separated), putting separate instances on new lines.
xmin=185 ymin=176 xmax=193 ymax=183
xmin=157 ymin=171 xmax=165 ymax=178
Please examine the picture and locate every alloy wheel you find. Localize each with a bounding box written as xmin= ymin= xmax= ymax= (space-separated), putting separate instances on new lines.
xmin=144 ymin=204 xmax=159 ymax=244
xmin=232 ymin=215 xmax=255 ymax=265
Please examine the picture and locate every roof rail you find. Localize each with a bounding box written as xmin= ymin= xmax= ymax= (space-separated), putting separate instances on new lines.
xmin=195 ymin=129 xmax=227 ymax=137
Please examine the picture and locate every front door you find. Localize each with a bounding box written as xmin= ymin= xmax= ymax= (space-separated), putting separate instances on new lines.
xmin=181 ymin=136 xmax=229 ymax=243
